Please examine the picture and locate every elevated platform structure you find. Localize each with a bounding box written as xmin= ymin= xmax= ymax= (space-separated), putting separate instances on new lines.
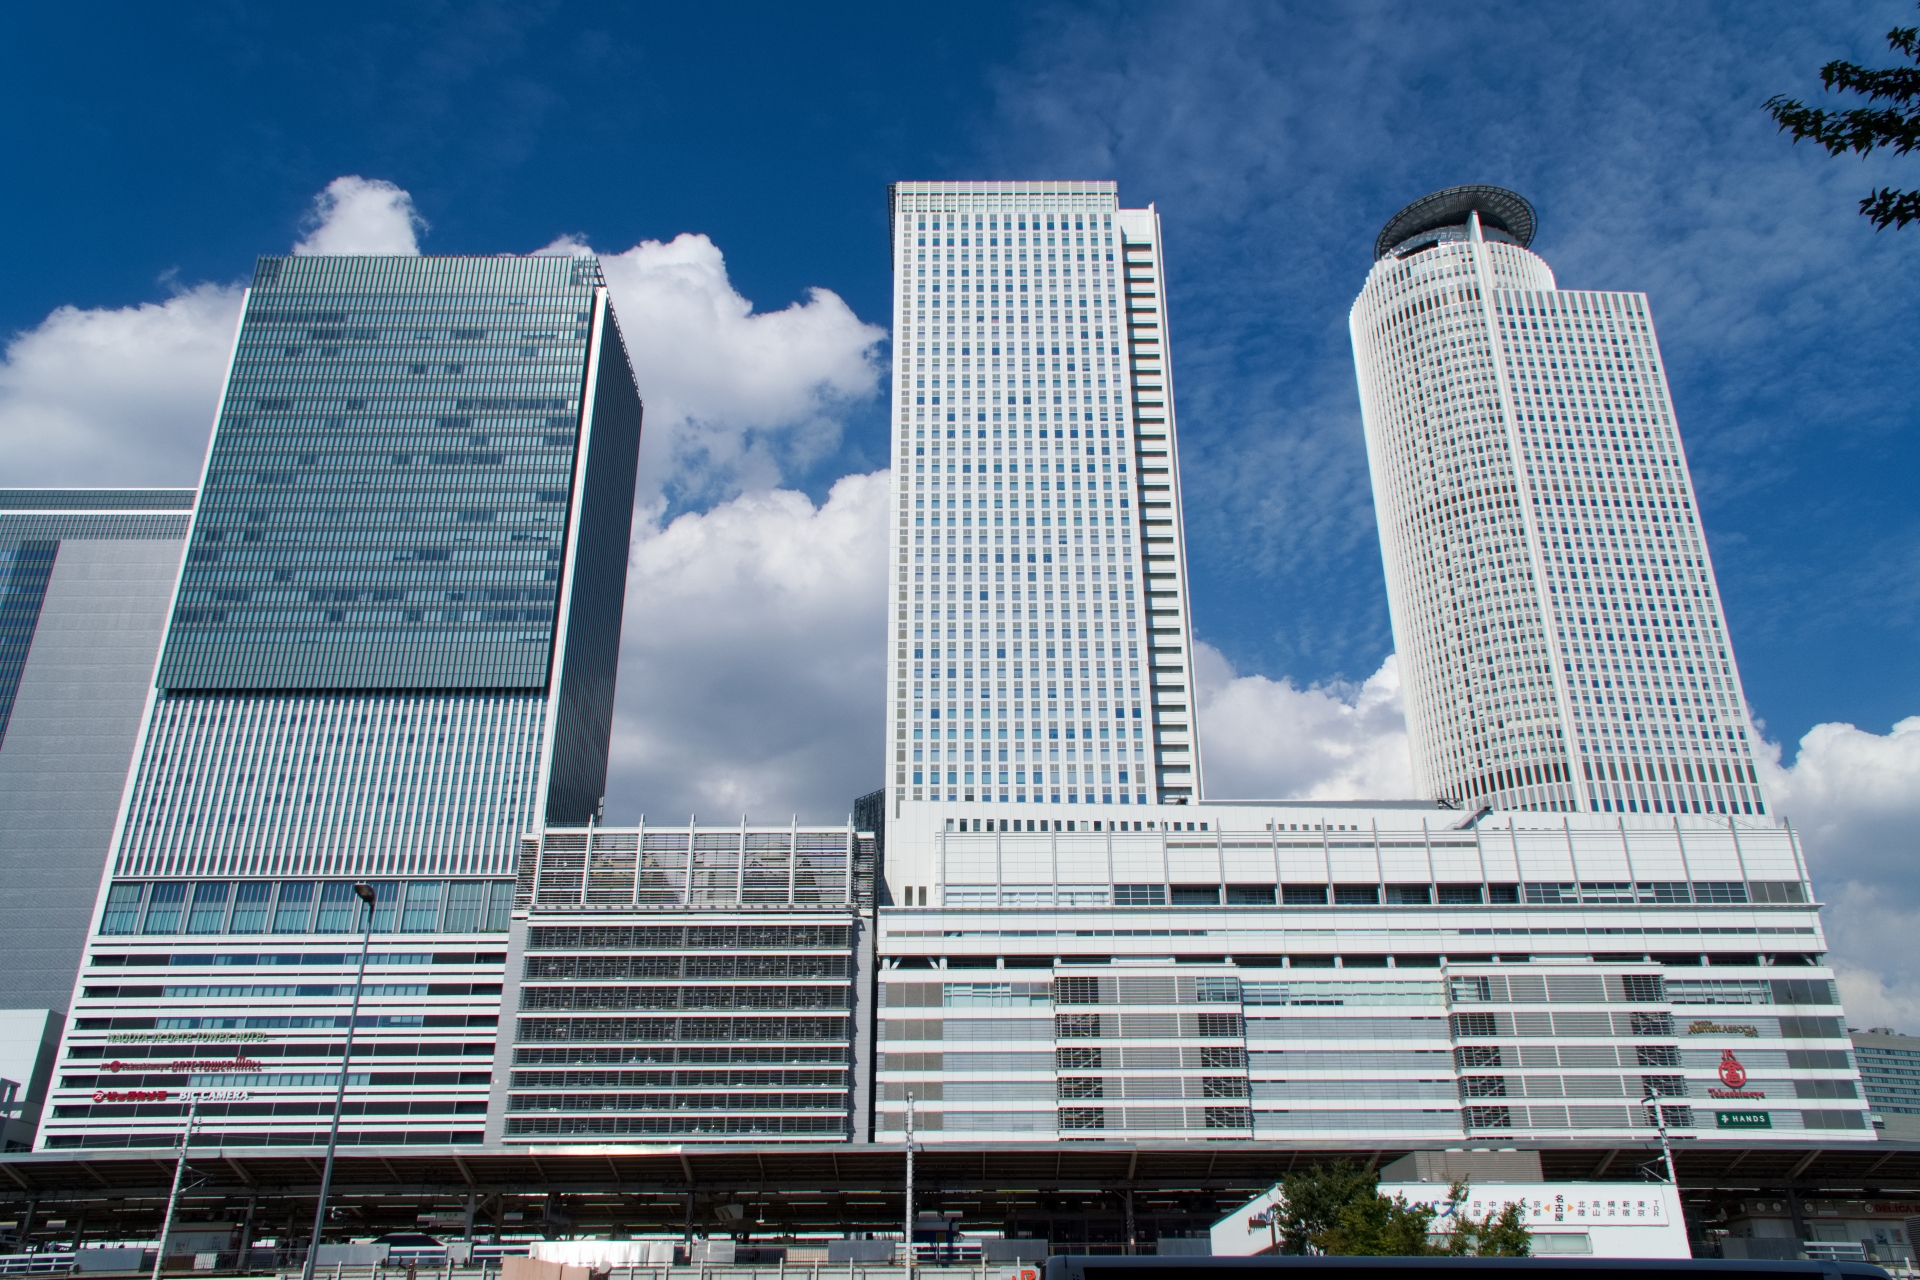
xmin=2 ymin=1142 xmax=1919 ymax=1252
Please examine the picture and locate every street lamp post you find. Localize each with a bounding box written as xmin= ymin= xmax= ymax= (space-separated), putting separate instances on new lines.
xmin=902 ymin=1092 xmax=915 ymax=1280
xmin=151 ymin=1095 xmax=199 ymax=1280
xmin=301 ymin=884 xmax=378 ymax=1280
xmin=1640 ymin=1094 xmax=1678 ymax=1184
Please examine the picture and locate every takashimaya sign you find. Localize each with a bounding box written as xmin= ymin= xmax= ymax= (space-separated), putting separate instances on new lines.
xmin=1709 ymin=1050 xmax=1766 ymax=1099
xmin=107 ymin=1057 xmax=263 ymax=1073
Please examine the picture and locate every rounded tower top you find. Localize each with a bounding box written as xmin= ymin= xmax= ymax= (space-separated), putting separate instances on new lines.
xmin=1373 ymin=185 xmax=1537 ymax=261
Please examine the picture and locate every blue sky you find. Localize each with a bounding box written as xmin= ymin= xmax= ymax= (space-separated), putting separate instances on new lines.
xmin=5 ymin=1 xmax=1920 ymax=1014
xmin=6 ymin=0 xmax=1913 ymax=744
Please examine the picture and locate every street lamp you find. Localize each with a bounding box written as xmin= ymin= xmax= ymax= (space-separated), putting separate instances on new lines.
xmin=301 ymin=883 xmax=378 ymax=1280
xmin=902 ymin=1092 xmax=915 ymax=1280
xmin=151 ymin=1095 xmax=199 ymax=1280
xmin=1639 ymin=1094 xmax=1678 ymax=1184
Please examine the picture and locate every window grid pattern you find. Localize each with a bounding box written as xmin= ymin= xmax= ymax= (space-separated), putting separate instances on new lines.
xmin=0 ymin=513 xmax=192 ymax=541
xmin=115 ymin=692 xmax=544 ymax=879
xmin=0 ymin=490 xmax=195 ymax=512
xmin=514 ymin=826 xmax=877 ymax=910
xmin=47 ymin=934 xmax=505 ymax=1151
xmin=97 ymin=877 xmax=513 ymax=935
xmin=159 ymin=255 xmax=605 ymax=692
xmin=879 ymin=814 xmax=1861 ymax=1148
xmin=1351 ymin=210 xmax=1765 ymax=820
xmin=503 ymin=912 xmax=860 ymax=1144
xmin=885 ymin=182 xmax=1200 ymax=811
xmin=1856 ymin=1040 xmax=1920 ymax=1116
xmin=0 ymin=539 xmax=58 ymax=751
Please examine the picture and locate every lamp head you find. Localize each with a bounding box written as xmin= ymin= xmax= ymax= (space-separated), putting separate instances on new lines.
xmin=352 ymin=883 xmax=377 ymax=907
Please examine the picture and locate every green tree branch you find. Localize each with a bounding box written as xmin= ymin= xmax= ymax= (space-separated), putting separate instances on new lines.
xmin=1765 ymin=6 xmax=1920 ymax=229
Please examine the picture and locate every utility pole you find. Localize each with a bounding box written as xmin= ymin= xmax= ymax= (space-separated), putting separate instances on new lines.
xmin=902 ymin=1093 xmax=915 ymax=1280
xmin=301 ymin=884 xmax=378 ymax=1280
xmin=152 ymin=1096 xmax=200 ymax=1280
xmin=1640 ymin=1094 xmax=1678 ymax=1184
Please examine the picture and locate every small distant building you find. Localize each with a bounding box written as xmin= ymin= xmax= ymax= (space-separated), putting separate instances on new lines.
xmin=1854 ymin=1027 xmax=1920 ymax=1141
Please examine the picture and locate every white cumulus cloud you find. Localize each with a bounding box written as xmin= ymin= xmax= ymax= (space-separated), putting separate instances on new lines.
xmin=1829 ymin=886 xmax=1920 ymax=1035
xmin=1760 ymin=716 xmax=1920 ymax=1034
xmin=1760 ymin=716 xmax=1920 ymax=891
xmin=0 ymin=283 xmax=242 ymax=488
xmin=592 ymin=232 xmax=885 ymax=507
xmin=1194 ymin=645 xmax=1414 ymax=800
xmin=605 ymin=471 xmax=889 ymax=823
xmin=292 ymin=176 xmax=425 ymax=256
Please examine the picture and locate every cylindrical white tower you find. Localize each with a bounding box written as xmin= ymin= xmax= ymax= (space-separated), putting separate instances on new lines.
xmin=1351 ymin=186 xmax=1768 ymax=819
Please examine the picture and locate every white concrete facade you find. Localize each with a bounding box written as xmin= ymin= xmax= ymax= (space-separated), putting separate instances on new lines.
xmin=870 ymin=184 xmax=1864 ymax=1153
xmin=873 ymin=803 xmax=1869 ymax=1147
xmin=882 ymin=180 xmax=1201 ymax=838
xmin=1350 ymin=189 xmax=1765 ymax=817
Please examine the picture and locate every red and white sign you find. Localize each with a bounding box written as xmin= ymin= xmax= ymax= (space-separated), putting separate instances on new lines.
xmin=90 ymin=1087 xmax=250 ymax=1103
xmin=1709 ymin=1050 xmax=1766 ymax=1099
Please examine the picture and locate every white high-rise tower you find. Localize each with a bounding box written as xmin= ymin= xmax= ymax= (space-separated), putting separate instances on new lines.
xmin=1351 ymin=186 xmax=1766 ymax=819
xmin=881 ymin=181 xmax=1201 ymax=848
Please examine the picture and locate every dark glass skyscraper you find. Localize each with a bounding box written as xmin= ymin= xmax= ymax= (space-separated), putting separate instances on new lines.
xmin=113 ymin=255 xmax=641 ymax=887
xmin=40 ymin=256 xmax=641 ymax=1151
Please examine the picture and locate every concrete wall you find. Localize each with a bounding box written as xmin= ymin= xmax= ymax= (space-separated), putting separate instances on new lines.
xmin=0 ymin=538 xmax=179 ymax=1013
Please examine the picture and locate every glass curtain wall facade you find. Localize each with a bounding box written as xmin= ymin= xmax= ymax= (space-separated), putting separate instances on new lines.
xmin=112 ymin=253 xmax=643 ymax=885
xmin=0 ymin=491 xmax=193 ymax=1016
xmin=1351 ymin=187 xmax=1763 ymax=817
xmin=883 ymin=180 xmax=1201 ymax=829
xmin=40 ymin=255 xmax=642 ymax=1151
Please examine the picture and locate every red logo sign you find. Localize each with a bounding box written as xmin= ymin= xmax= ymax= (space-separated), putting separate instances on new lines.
xmin=1718 ymin=1050 xmax=1748 ymax=1089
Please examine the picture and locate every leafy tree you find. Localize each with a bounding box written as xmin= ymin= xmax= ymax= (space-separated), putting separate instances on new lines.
xmin=1271 ymin=1160 xmax=1380 ymax=1254
xmin=1765 ymin=4 xmax=1920 ymax=230
xmin=1313 ymin=1189 xmax=1442 ymax=1257
xmin=1268 ymin=1165 xmax=1532 ymax=1257
xmin=1444 ymin=1191 xmax=1533 ymax=1258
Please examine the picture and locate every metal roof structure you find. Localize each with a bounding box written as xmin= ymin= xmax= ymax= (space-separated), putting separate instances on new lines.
xmin=3 ymin=1142 xmax=1918 ymax=1244
xmin=1374 ymin=185 xmax=1538 ymax=260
